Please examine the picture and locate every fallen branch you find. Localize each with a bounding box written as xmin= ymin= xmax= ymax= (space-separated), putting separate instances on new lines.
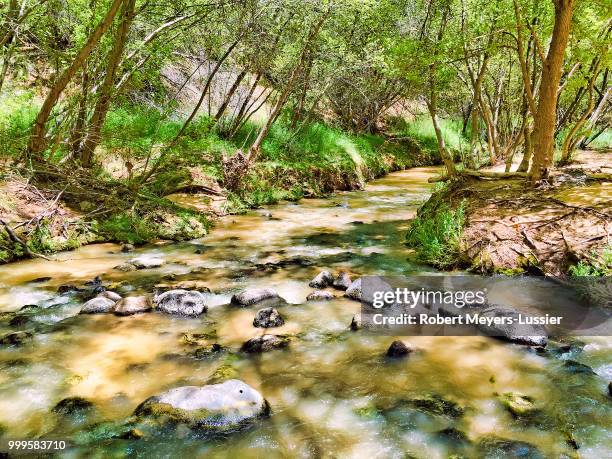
xmin=0 ymin=218 xmax=52 ymax=261
xmin=428 ymin=169 xmax=529 ymax=183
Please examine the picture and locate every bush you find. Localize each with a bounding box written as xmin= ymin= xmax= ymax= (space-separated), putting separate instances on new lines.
xmin=568 ymin=246 xmax=612 ymax=277
xmin=405 ymin=201 xmax=466 ymax=268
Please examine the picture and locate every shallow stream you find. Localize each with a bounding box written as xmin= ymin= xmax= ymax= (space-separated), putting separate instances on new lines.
xmin=0 ymin=167 xmax=610 ymax=458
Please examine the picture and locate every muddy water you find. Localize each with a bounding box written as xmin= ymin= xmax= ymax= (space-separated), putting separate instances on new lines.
xmin=0 ymin=167 xmax=610 ymax=458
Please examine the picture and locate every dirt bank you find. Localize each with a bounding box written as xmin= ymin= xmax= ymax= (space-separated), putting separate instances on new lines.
xmin=417 ymin=169 xmax=610 ymax=277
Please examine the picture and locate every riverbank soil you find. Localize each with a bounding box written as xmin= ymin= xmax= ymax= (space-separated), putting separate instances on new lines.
xmin=423 ymin=151 xmax=611 ymax=276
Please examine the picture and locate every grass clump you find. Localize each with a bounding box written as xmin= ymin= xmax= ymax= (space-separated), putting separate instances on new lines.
xmin=568 ymin=245 xmax=612 ymax=277
xmin=405 ymin=201 xmax=466 ymax=268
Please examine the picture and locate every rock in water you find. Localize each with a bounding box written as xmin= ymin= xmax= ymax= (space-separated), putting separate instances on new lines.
xmin=333 ymin=271 xmax=352 ymax=290
xmin=350 ymin=315 xmax=362 ymax=331
xmin=476 ymin=306 xmax=548 ymax=347
xmin=121 ymin=243 xmax=135 ymax=253
xmin=241 ymin=335 xmax=290 ymax=353
xmin=155 ymin=290 xmax=207 ymax=316
xmin=253 ymin=308 xmax=284 ymax=328
xmin=231 ymin=288 xmax=283 ymax=307
xmin=114 ymin=296 xmax=152 ymax=316
xmin=344 ymin=278 xmax=362 ymax=301
xmin=80 ymin=297 xmax=116 ymax=314
xmin=52 ymin=397 xmax=95 ymax=415
xmin=309 ymin=271 xmax=334 ymax=289
xmin=129 ymin=256 xmax=165 ymax=270
xmin=386 ymin=340 xmax=413 ymax=358
xmin=0 ymin=331 xmax=33 ymax=347
xmin=98 ymin=291 xmax=122 ymax=302
xmin=134 ymin=379 xmax=269 ymax=430
xmin=306 ymin=290 xmax=334 ymax=301
xmin=499 ymin=393 xmax=537 ymax=417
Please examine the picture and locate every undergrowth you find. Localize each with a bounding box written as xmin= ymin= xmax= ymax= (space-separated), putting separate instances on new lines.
xmin=405 ymin=201 xmax=466 ymax=269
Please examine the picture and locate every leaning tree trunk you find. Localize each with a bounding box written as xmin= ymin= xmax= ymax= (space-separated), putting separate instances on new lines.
xmin=529 ymin=0 xmax=574 ymax=181
xmin=79 ymin=0 xmax=136 ymax=166
xmin=26 ymin=0 xmax=125 ymax=160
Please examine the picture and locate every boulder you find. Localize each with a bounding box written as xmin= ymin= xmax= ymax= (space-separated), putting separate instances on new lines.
xmin=253 ymin=308 xmax=284 ymax=328
xmin=129 ymin=256 xmax=165 ymax=270
xmin=230 ymin=288 xmax=283 ymax=307
xmin=306 ymin=290 xmax=334 ymax=301
xmin=344 ymin=278 xmax=362 ymax=301
xmin=155 ymin=290 xmax=207 ymax=316
xmin=114 ymin=296 xmax=152 ymax=316
xmin=98 ymin=291 xmax=122 ymax=302
xmin=134 ymin=379 xmax=269 ymax=430
xmin=80 ymin=297 xmax=116 ymax=314
xmin=386 ymin=340 xmax=413 ymax=358
xmin=308 ymin=271 xmax=334 ymax=289
xmin=241 ymin=334 xmax=290 ymax=353
xmin=333 ymin=271 xmax=352 ymax=290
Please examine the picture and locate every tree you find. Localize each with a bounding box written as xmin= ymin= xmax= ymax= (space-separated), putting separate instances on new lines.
xmin=528 ymin=0 xmax=575 ymax=181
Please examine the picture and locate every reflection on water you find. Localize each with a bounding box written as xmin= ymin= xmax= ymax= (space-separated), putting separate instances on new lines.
xmin=0 ymin=167 xmax=610 ymax=457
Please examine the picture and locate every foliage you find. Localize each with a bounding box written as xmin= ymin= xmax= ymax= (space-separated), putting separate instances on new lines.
xmin=405 ymin=201 xmax=466 ymax=269
xmin=568 ymin=246 xmax=612 ymax=277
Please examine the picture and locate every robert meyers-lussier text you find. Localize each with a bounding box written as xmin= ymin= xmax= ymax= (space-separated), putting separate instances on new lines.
xmin=372 ymin=313 xmax=562 ymax=326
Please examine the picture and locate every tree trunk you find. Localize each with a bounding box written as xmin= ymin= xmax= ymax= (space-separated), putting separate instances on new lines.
xmin=529 ymin=0 xmax=574 ymax=181
xmin=426 ymin=99 xmax=456 ymax=176
xmin=213 ymin=69 xmax=246 ymax=123
xmin=26 ymin=0 xmax=125 ymax=160
xmin=79 ymin=0 xmax=135 ymax=166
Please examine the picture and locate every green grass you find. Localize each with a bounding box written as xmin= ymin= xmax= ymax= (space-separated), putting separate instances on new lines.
xmin=405 ymin=201 xmax=466 ymax=268
xmin=388 ymin=115 xmax=468 ymax=158
xmin=0 ymin=89 xmax=38 ymax=157
xmin=568 ymin=245 xmax=612 ymax=277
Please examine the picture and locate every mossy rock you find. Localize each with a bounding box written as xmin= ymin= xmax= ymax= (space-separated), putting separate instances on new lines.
xmin=52 ymin=397 xmax=95 ymax=416
xmin=409 ymin=394 xmax=465 ymax=418
xmin=207 ymin=363 xmax=238 ymax=384
xmin=499 ymin=393 xmax=537 ymax=417
xmin=477 ymin=437 xmax=544 ymax=459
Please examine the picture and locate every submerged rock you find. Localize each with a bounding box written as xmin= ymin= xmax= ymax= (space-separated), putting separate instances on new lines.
xmin=306 ymin=290 xmax=334 ymax=301
xmin=309 ymin=271 xmax=334 ymax=289
xmin=499 ymin=393 xmax=537 ymax=417
xmin=253 ymin=308 xmax=285 ymax=328
xmin=332 ymin=271 xmax=352 ymax=290
xmin=134 ymin=379 xmax=269 ymax=430
xmin=409 ymin=394 xmax=464 ymax=418
xmin=241 ymin=334 xmax=290 ymax=353
xmin=52 ymin=397 xmax=95 ymax=416
xmin=231 ymin=288 xmax=283 ymax=307
xmin=80 ymin=297 xmax=116 ymax=314
xmin=344 ymin=278 xmax=362 ymax=301
xmin=155 ymin=290 xmax=207 ymax=316
xmin=58 ymin=284 xmax=82 ymax=294
xmin=114 ymin=296 xmax=152 ymax=316
xmin=191 ymin=343 xmax=225 ymax=359
xmin=478 ymin=437 xmax=544 ymax=459
xmin=386 ymin=340 xmax=413 ymax=358
xmin=563 ymin=359 xmax=596 ymax=375
xmin=0 ymin=331 xmax=33 ymax=346
xmin=114 ymin=263 xmax=136 ymax=272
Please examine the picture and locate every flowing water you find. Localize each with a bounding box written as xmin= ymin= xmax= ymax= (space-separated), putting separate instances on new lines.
xmin=0 ymin=167 xmax=610 ymax=458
